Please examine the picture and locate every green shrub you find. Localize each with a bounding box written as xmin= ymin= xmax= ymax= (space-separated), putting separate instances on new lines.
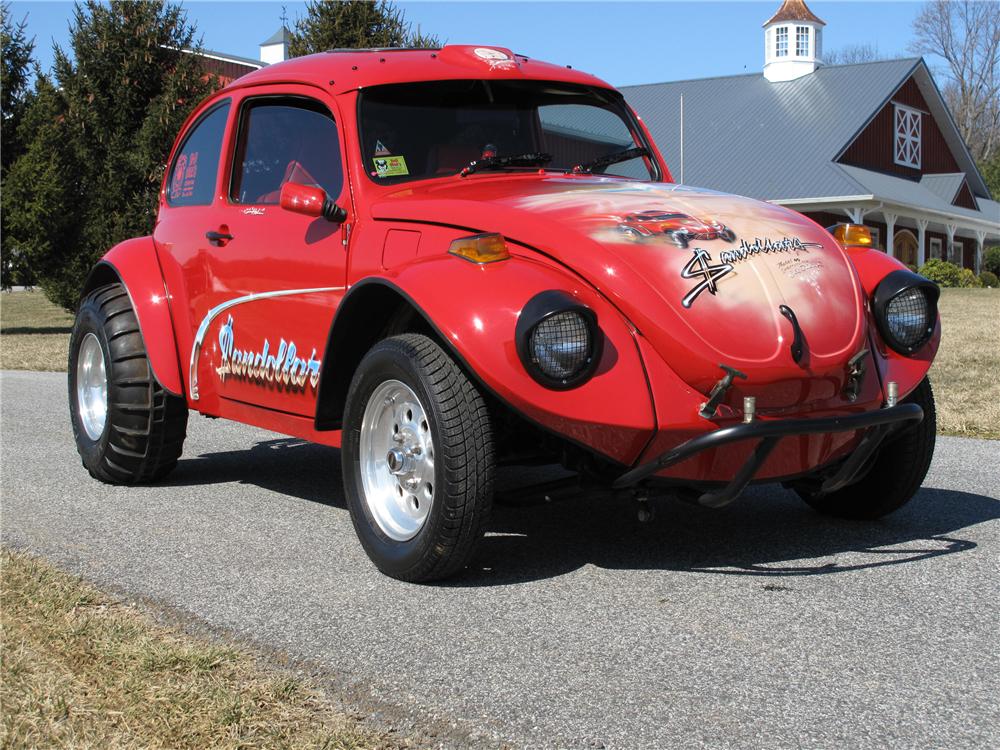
xmin=984 ymin=246 xmax=1000 ymax=277
xmin=958 ymin=268 xmax=983 ymax=288
xmin=979 ymin=270 xmax=999 ymax=288
xmin=918 ymin=258 xmax=962 ymax=287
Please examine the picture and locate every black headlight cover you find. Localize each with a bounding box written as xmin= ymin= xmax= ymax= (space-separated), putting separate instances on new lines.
xmin=872 ymin=269 xmax=940 ymax=355
xmin=515 ymin=290 xmax=603 ymax=389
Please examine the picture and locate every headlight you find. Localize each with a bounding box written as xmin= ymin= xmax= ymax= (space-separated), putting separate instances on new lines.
xmin=885 ymin=288 xmax=931 ymax=348
xmin=873 ymin=270 xmax=939 ymax=355
xmin=530 ymin=312 xmax=592 ymax=381
xmin=515 ymin=291 xmax=602 ymax=389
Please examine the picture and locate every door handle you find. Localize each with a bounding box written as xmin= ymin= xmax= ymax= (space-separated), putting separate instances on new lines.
xmin=206 ymin=230 xmax=234 ymax=246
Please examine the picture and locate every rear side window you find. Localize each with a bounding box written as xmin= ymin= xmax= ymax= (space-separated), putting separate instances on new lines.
xmin=230 ymin=99 xmax=343 ymax=205
xmin=167 ymin=101 xmax=230 ymax=207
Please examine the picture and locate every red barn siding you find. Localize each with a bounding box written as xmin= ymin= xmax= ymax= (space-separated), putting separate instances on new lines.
xmin=200 ymin=57 xmax=259 ymax=87
xmin=838 ymin=76 xmax=960 ymax=178
xmin=953 ymin=180 xmax=978 ymax=210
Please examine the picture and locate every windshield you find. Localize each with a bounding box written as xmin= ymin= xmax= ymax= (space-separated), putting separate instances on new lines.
xmin=358 ymin=79 xmax=656 ymax=184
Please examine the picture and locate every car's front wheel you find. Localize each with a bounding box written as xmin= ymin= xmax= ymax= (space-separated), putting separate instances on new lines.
xmin=342 ymin=334 xmax=495 ymax=582
xmin=69 ymin=283 xmax=188 ymax=483
xmin=798 ymin=377 xmax=936 ymax=519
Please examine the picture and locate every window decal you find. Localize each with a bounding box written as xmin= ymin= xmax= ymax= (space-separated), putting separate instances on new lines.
xmin=372 ymin=155 xmax=409 ymax=177
xmin=894 ymin=104 xmax=921 ymax=169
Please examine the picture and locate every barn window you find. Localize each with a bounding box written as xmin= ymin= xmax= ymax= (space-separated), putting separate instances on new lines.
xmin=776 ymin=27 xmax=789 ymax=57
xmin=929 ymin=237 xmax=942 ymax=259
xmin=894 ymin=103 xmax=921 ymax=169
xmin=796 ymin=26 xmax=810 ymax=56
xmin=950 ymin=240 xmax=963 ymax=265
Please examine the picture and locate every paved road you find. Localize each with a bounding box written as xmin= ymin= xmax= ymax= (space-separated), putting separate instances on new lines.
xmin=3 ymin=370 xmax=999 ymax=749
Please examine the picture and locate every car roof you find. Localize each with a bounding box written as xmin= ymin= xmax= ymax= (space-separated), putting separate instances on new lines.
xmin=224 ymin=45 xmax=614 ymax=95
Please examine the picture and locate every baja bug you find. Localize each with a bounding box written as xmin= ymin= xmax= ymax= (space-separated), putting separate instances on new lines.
xmin=70 ymin=46 xmax=940 ymax=582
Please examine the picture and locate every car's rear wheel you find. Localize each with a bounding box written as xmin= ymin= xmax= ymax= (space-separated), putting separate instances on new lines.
xmin=342 ymin=334 xmax=495 ymax=582
xmin=798 ymin=377 xmax=936 ymax=519
xmin=69 ymin=283 xmax=188 ymax=484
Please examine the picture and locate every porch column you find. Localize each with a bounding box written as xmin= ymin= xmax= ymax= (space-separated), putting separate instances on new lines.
xmin=917 ymin=219 xmax=928 ymax=267
xmin=843 ymin=206 xmax=867 ymax=224
xmin=975 ymin=230 xmax=987 ymax=274
xmin=946 ymin=224 xmax=957 ymax=264
xmin=884 ymin=212 xmax=897 ymax=257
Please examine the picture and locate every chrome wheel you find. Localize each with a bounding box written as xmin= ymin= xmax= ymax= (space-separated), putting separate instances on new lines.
xmin=359 ymin=379 xmax=435 ymax=541
xmin=76 ymin=332 xmax=108 ymax=441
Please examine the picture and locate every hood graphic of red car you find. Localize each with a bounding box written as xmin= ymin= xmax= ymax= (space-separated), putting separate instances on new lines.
xmin=618 ymin=209 xmax=736 ymax=248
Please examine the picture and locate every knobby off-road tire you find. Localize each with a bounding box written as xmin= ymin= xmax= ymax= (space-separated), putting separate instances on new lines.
xmin=799 ymin=377 xmax=936 ymax=519
xmin=342 ymin=334 xmax=495 ymax=582
xmin=69 ymin=283 xmax=188 ymax=484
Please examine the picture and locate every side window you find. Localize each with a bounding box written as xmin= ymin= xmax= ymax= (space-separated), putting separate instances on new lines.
xmin=167 ymin=102 xmax=230 ymax=207
xmin=230 ymin=99 xmax=343 ymax=205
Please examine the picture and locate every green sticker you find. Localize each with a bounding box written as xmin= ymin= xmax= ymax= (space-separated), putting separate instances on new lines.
xmin=373 ymin=155 xmax=409 ymax=177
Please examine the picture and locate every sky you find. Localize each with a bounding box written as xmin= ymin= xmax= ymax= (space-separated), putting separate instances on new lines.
xmin=7 ymin=0 xmax=930 ymax=88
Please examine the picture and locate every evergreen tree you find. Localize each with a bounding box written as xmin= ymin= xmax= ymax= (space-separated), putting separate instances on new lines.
xmin=289 ymin=0 xmax=439 ymax=57
xmin=1 ymin=2 xmax=38 ymax=287
xmin=1 ymin=2 xmax=35 ymax=176
xmin=3 ymin=0 xmax=214 ymax=309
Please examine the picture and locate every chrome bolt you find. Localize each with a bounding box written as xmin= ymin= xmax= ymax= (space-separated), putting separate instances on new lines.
xmin=743 ymin=396 xmax=756 ymax=424
xmin=887 ymin=381 xmax=899 ymax=408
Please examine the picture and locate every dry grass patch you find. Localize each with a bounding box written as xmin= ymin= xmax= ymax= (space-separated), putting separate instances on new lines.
xmin=929 ymin=288 xmax=1000 ymax=440
xmin=0 ymin=290 xmax=73 ymax=371
xmin=0 ymin=549 xmax=391 ymax=749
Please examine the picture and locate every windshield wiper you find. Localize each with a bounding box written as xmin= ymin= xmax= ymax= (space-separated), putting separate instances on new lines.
xmin=570 ymin=146 xmax=649 ymax=174
xmin=460 ymin=152 xmax=553 ymax=178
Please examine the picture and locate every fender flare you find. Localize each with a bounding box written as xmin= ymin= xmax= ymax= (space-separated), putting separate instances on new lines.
xmin=314 ymin=255 xmax=656 ymax=466
xmin=81 ymin=237 xmax=185 ymax=396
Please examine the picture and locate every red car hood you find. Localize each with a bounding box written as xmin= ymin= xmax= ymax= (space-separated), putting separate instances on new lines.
xmin=372 ymin=176 xmax=867 ymax=402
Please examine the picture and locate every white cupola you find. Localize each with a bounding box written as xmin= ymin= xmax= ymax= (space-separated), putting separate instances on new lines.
xmin=260 ymin=26 xmax=291 ymax=65
xmin=763 ymin=0 xmax=825 ymax=83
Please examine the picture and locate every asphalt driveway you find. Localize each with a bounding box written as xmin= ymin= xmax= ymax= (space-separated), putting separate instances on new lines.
xmin=3 ymin=371 xmax=998 ymax=749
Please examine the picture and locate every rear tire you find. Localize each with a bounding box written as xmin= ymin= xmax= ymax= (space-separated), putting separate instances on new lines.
xmin=342 ymin=334 xmax=495 ymax=582
xmin=799 ymin=377 xmax=936 ymax=519
xmin=68 ymin=283 xmax=188 ymax=484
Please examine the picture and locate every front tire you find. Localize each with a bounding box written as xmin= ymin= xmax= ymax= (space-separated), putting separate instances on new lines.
xmin=342 ymin=334 xmax=495 ymax=582
xmin=69 ymin=283 xmax=188 ymax=484
xmin=799 ymin=377 xmax=936 ymax=519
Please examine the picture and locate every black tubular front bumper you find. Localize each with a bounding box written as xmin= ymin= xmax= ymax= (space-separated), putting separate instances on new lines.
xmin=612 ymin=403 xmax=924 ymax=507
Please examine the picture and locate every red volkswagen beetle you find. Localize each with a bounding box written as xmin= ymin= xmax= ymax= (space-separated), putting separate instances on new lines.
xmin=69 ymin=46 xmax=940 ymax=581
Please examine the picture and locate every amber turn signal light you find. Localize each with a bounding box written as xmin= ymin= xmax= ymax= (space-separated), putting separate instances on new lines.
xmin=830 ymin=223 xmax=873 ymax=247
xmin=448 ymin=233 xmax=510 ymax=264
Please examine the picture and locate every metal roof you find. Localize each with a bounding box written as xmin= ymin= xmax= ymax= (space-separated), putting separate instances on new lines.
xmin=621 ymin=57 xmax=995 ymax=218
xmin=623 ymin=58 xmax=922 ymax=200
xmin=764 ymin=0 xmax=825 ymax=27
xmin=840 ymin=165 xmax=999 ymax=227
xmin=260 ymin=26 xmax=291 ymax=46
xmin=919 ymin=173 xmax=965 ymax=203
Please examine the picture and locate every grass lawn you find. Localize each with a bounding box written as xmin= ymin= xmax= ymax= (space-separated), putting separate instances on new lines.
xmin=1 ymin=287 xmax=997 ymax=438
xmin=0 ymin=550 xmax=389 ymax=749
xmin=0 ymin=289 xmax=73 ymax=372
xmin=929 ymin=288 xmax=1000 ymax=440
